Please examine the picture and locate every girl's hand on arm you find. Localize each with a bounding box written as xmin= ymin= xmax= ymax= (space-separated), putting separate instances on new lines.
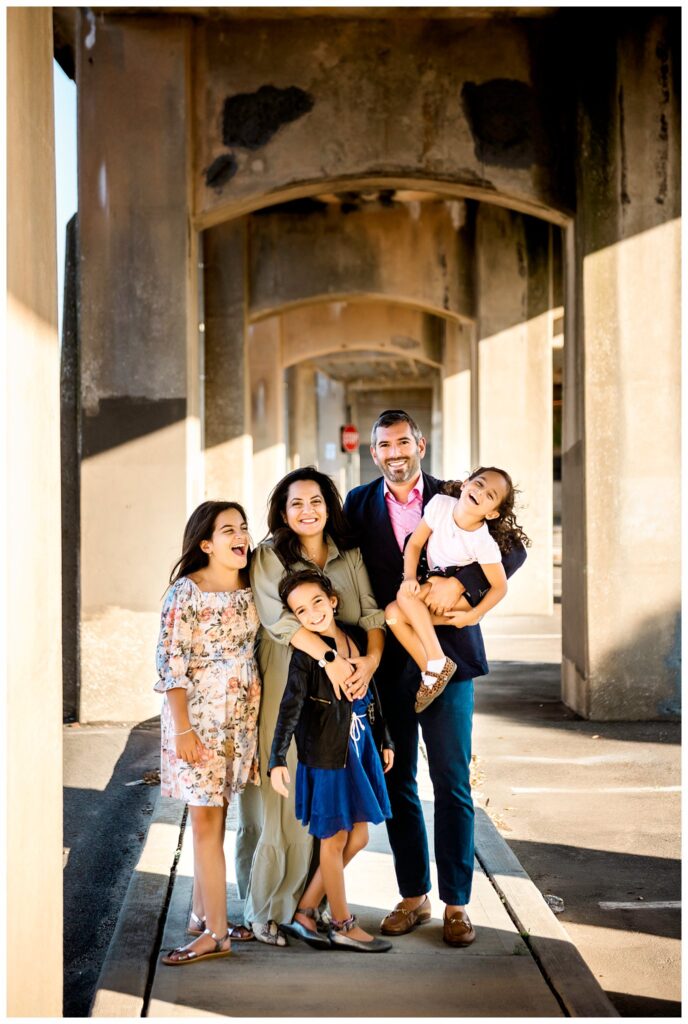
xmin=382 ymin=748 xmax=395 ymax=773
xmin=270 ymin=766 xmax=290 ymax=798
xmin=290 ymin=625 xmax=354 ymax=701
xmin=424 ymin=575 xmax=463 ymax=614
xmin=399 ymin=577 xmax=420 ymax=597
xmin=325 ymin=655 xmax=355 ymax=702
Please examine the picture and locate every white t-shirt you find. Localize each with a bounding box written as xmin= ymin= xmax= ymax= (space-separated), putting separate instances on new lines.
xmin=423 ymin=493 xmax=502 ymax=570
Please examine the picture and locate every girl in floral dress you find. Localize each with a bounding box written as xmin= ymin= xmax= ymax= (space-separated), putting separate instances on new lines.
xmin=155 ymin=501 xmax=261 ymax=966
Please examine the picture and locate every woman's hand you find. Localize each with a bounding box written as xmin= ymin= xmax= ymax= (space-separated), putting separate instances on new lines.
xmin=270 ymin=766 xmax=290 ymax=797
xmin=325 ymin=655 xmax=355 ymax=702
xmin=399 ymin=578 xmax=420 ymax=597
xmin=345 ymin=653 xmax=378 ymax=699
xmin=382 ymin=748 xmax=395 ymax=773
xmin=175 ymin=729 xmax=210 ymax=764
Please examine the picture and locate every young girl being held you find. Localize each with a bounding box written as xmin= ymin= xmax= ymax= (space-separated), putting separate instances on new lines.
xmin=269 ymin=569 xmax=394 ymax=953
xmin=155 ymin=501 xmax=262 ymax=966
xmin=386 ymin=467 xmax=530 ymax=713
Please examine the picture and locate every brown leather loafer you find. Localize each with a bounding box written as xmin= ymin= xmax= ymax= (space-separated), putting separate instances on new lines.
xmin=380 ymin=895 xmax=432 ymax=936
xmin=443 ymin=908 xmax=476 ymax=947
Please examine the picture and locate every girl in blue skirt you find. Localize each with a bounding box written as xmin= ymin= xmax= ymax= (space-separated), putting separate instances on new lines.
xmin=269 ymin=568 xmax=394 ymax=953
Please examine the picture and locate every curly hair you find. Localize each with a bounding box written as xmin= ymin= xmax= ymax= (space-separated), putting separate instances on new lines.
xmin=441 ymin=467 xmax=531 ymax=555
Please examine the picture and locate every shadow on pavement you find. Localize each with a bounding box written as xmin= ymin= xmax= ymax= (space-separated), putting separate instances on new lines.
xmin=63 ymin=717 xmax=161 ymax=1017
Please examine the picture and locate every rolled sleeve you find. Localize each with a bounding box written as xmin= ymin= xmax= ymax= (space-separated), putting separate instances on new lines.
xmin=249 ymin=543 xmax=302 ymax=646
xmin=154 ymin=578 xmax=198 ymax=693
xmin=351 ymin=547 xmax=386 ymax=632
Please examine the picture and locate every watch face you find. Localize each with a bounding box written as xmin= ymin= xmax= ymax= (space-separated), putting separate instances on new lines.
xmin=324 ymin=649 xmax=336 ymax=662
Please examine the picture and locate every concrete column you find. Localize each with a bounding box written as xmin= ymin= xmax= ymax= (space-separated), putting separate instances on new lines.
xmin=204 ymin=219 xmax=253 ymax=519
xmin=77 ymin=16 xmax=197 ymax=722
xmin=476 ymin=205 xmax=553 ymax=616
xmin=316 ymin=371 xmax=348 ymax=499
xmin=287 ymin=363 xmax=319 ymax=469
xmin=563 ymin=12 xmax=680 ymax=719
xmin=248 ymin=317 xmax=286 ymax=538
xmin=442 ymin=320 xmax=474 ymax=481
xmin=7 ymin=9 xmax=62 ymax=1013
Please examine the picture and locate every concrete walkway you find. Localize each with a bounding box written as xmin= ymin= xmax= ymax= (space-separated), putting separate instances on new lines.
xmin=92 ymin=683 xmax=617 ymax=1018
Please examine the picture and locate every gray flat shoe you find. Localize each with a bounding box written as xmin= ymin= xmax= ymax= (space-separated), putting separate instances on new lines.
xmin=281 ymin=920 xmax=332 ymax=949
xmin=329 ymin=914 xmax=392 ymax=953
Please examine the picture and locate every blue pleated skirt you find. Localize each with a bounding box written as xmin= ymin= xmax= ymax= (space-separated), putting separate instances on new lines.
xmin=295 ymin=695 xmax=392 ymax=839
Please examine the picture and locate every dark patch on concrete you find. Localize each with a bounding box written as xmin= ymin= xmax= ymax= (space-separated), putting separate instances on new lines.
xmin=461 ymin=79 xmax=538 ymax=169
xmin=655 ymin=39 xmax=671 ymax=206
xmin=438 ymin=252 xmax=447 ymax=272
xmin=252 ymin=197 xmax=328 ymax=217
xmin=204 ymin=153 xmax=238 ymax=192
xmin=222 ymin=84 xmax=314 ymax=150
xmin=617 ymin=87 xmax=631 ymax=208
xmin=82 ymin=397 xmax=186 ymax=459
xmin=516 ymin=240 xmax=527 ymax=279
xmin=61 ymin=213 xmax=80 ymax=722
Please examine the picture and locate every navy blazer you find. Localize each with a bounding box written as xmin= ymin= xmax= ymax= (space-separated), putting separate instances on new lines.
xmin=343 ymin=472 xmax=527 ymax=684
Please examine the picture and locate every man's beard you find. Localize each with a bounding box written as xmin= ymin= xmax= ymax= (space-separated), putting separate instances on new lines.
xmin=382 ymin=456 xmax=421 ymax=483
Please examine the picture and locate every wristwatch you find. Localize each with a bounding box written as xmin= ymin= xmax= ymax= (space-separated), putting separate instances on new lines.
xmin=317 ymin=649 xmax=337 ymax=668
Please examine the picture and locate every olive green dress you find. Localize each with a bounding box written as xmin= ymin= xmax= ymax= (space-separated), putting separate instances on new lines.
xmin=239 ymin=537 xmax=385 ymax=927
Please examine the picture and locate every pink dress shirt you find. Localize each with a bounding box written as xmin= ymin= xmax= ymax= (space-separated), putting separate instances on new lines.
xmin=383 ymin=474 xmax=424 ymax=551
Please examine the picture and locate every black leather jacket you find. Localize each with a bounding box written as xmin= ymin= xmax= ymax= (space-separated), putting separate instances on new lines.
xmin=268 ymin=622 xmax=394 ymax=772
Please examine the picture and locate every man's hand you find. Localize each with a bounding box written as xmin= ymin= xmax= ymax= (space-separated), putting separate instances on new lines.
xmin=345 ymin=653 xmax=378 ymax=699
xmin=325 ymin=655 xmax=355 ymax=702
xmin=423 ymin=576 xmax=464 ymax=615
xmin=382 ymin=748 xmax=395 ymax=773
xmin=270 ymin=766 xmax=290 ymax=797
xmin=442 ymin=609 xmax=481 ymax=629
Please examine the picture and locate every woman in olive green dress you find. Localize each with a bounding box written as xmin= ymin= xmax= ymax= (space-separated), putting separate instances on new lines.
xmin=239 ymin=467 xmax=385 ymax=944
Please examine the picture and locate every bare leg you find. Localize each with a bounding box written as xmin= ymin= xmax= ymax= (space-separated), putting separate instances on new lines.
xmin=385 ymin=600 xmax=428 ymax=670
xmin=320 ymin=824 xmax=374 ymax=941
xmin=296 ymin=822 xmax=369 ymax=932
xmin=180 ymin=806 xmax=229 ymax=955
xmin=191 ymin=798 xmax=229 ymax=924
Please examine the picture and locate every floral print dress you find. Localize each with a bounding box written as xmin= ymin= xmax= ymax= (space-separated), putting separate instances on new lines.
xmin=155 ymin=577 xmax=261 ymax=807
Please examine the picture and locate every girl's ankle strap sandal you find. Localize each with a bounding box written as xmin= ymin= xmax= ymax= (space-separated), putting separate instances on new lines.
xmin=330 ymin=914 xmax=356 ymax=933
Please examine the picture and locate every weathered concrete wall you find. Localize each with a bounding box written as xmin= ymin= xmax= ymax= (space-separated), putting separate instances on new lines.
xmin=562 ymin=11 xmax=681 ymax=719
xmin=77 ymin=15 xmax=197 ymax=722
xmin=280 ymin=300 xmax=442 ymax=370
xmin=194 ymin=15 xmax=572 ymax=225
xmin=248 ymin=317 xmax=285 ymax=538
xmin=248 ymin=199 xmax=474 ymax=320
xmin=204 ymin=218 xmax=253 ymax=517
xmin=7 ymin=8 xmax=63 ymax=1014
xmin=476 ymin=205 xmax=554 ymax=615
xmin=442 ymin=320 xmax=475 ymax=480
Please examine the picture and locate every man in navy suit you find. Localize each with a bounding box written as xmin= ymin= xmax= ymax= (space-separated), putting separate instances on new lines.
xmin=343 ymin=409 xmax=526 ymax=946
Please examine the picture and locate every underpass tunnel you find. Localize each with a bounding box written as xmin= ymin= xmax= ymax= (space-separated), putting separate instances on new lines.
xmin=203 ymin=190 xmax=563 ymax=617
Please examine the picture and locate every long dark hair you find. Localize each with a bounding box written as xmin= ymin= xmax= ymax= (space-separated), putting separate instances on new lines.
xmin=169 ymin=500 xmax=250 ymax=586
xmin=266 ymin=467 xmax=356 ymax=569
xmin=441 ymin=467 xmax=531 ymax=554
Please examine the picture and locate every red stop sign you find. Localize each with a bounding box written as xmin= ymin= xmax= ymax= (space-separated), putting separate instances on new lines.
xmin=340 ymin=424 xmax=359 ymax=453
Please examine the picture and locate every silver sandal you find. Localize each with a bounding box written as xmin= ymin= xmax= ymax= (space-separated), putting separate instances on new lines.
xmin=162 ymin=927 xmax=232 ymax=966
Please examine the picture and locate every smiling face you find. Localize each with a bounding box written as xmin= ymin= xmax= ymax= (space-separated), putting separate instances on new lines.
xmin=459 ymin=470 xmax=509 ymax=520
xmin=200 ymin=507 xmax=250 ymax=569
xmin=286 ymin=581 xmax=337 ymax=635
xmin=371 ymin=420 xmax=426 ymax=484
xmin=283 ymin=479 xmax=328 ymax=539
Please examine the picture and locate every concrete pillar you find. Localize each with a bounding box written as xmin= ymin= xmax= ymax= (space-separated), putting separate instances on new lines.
xmin=316 ymin=371 xmax=348 ymax=498
xmin=204 ymin=219 xmax=253 ymax=519
xmin=287 ymin=363 xmax=319 ymax=469
xmin=476 ymin=205 xmax=553 ymax=616
xmin=77 ymin=16 xmax=197 ymax=722
xmin=248 ymin=317 xmax=285 ymax=539
xmin=563 ymin=11 xmax=680 ymax=719
xmin=7 ymin=9 xmax=62 ymax=1013
xmin=442 ymin=319 xmax=475 ymax=481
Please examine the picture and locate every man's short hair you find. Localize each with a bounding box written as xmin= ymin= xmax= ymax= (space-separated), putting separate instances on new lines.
xmin=370 ymin=409 xmax=423 ymax=447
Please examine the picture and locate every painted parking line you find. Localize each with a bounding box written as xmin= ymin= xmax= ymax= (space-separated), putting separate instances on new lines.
xmin=599 ymin=901 xmax=681 ymax=910
xmin=511 ymin=785 xmax=680 ymax=794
